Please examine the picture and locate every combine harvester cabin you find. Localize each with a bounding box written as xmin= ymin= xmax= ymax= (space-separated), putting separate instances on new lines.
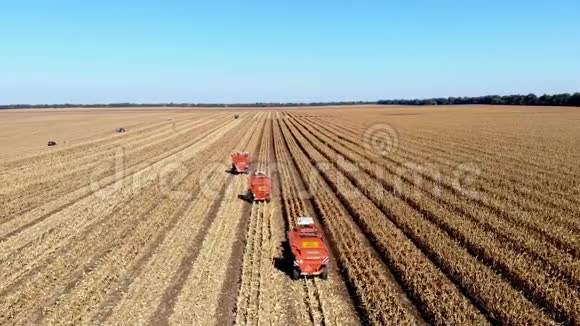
xmin=288 ymin=217 xmax=330 ymax=280
xmin=231 ymin=152 xmax=250 ymax=174
xmin=247 ymin=171 xmax=271 ymax=202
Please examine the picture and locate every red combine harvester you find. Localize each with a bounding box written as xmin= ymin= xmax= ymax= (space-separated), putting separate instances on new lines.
xmin=231 ymin=152 xmax=250 ymax=174
xmin=288 ymin=217 xmax=329 ymax=280
xmin=247 ymin=171 xmax=271 ymax=202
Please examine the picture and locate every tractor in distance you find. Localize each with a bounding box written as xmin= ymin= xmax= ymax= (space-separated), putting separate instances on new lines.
xmin=247 ymin=171 xmax=271 ymax=202
xmin=231 ymin=151 xmax=250 ymax=174
xmin=288 ymin=217 xmax=330 ymax=280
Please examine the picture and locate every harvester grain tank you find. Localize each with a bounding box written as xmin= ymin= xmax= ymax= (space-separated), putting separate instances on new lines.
xmin=288 ymin=217 xmax=330 ymax=280
xmin=231 ymin=152 xmax=250 ymax=174
xmin=247 ymin=171 xmax=271 ymax=202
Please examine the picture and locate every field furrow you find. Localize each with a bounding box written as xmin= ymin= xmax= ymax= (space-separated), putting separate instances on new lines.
xmin=288 ymin=115 xmax=558 ymax=324
xmin=0 ymin=117 xmax=248 ymax=325
xmin=91 ymin=116 xmax=261 ymax=325
xmin=0 ymin=114 xmax=229 ymax=219
xmin=2 ymin=105 xmax=578 ymax=325
xmin=234 ymin=114 xmax=292 ymax=325
xmin=276 ymin=115 xmax=424 ymax=325
xmin=306 ymin=115 xmax=580 ymax=258
xmin=332 ymin=117 xmax=580 ymax=216
xmin=0 ymin=117 xmax=242 ymax=267
xmin=272 ymin=115 xmax=360 ymax=325
xmin=301 ymin=115 xmax=580 ymax=285
xmin=165 ymin=113 xmax=265 ymax=325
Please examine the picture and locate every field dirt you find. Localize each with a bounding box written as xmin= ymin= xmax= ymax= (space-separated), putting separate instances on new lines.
xmin=0 ymin=105 xmax=579 ymax=325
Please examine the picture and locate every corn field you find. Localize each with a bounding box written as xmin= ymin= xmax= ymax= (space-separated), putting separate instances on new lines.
xmin=0 ymin=105 xmax=579 ymax=325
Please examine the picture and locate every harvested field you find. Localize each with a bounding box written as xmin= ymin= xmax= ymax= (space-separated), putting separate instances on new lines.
xmin=0 ymin=105 xmax=579 ymax=325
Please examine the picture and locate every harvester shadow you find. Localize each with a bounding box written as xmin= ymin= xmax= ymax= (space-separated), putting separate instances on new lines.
xmin=274 ymin=240 xmax=294 ymax=278
xmin=237 ymin=193 xmax=253 ymax=203
xmin=225 ymin=168 xmax=238 ymax=175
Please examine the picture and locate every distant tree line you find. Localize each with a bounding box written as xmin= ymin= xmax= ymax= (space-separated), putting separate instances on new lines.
xmin=1 ymin=93 xmax=579 ymax=109
xmin=0 ymin=101 xmax=375 ymax=110
xmin=378 ymin=93 xmax=580 ymax=106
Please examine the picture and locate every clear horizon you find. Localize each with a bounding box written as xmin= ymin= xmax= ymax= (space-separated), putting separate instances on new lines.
xmin=1 ymin=0 xmax=579 ymax=105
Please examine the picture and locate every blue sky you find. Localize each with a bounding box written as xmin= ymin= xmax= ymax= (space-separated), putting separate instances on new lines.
xmin=1 ymin=0 xmax=579 ymax=104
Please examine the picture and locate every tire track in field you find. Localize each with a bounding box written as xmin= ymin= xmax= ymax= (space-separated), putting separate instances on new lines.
xmin=163 ymin=114 xmax=265 ymax=325
xmin=164 ymin=175 xmax=248 ymax=325
xmin=0 ymin=118 xmax=248 ymax=325
xmin=92 ymin=115 xmax=262 ymax=325
xmin=0 ymin=115 xmax=202 ymax=195
xmin=0 ymin=115 xmax=171 ymax=163
xmin=214 ymin=116 xmax=269 ymax=326
xmin=0 ymin=115 xmax=222 ymax=220
xmin=0 ymin=113 xmax=213 ymax=178
xmin=0 ymin=116 xmax=233 ymax=244
xmin=0 ymin=111 xmax=226 ymax=167
xmin=234 ymin=203 xmax=268 ymax=325
xmin=0 ymin=117 xmax=241 ymax=276
xmin=233 ymin=114 xmax=296 ymax=326
xmin=231 ymin=114 xmax=291 ymax=326
xmin=0 ymin=116 xmax=252 ymax=291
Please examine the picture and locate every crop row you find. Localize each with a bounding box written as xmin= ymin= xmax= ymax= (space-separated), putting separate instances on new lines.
xmin=0 ymin=113 xmax=233 ymax=219
xmin=0 ymin=114 xmax=255 ymax=324
xmin=272 ymin=116 xmax=359 ymax=325
xmin=302 ymin=115 xmax=580 ymax=283
xmin=276 ymin=115 xmax=424 ymax=325
xmin=329 ymin=116 xmax=580 ymax=226
xmin=289 ymin=114 xmax=579 ymax=324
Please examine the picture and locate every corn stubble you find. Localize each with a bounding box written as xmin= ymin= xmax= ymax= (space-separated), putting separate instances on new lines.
xmin=0 ymin=105 xmax=578 ymax=325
